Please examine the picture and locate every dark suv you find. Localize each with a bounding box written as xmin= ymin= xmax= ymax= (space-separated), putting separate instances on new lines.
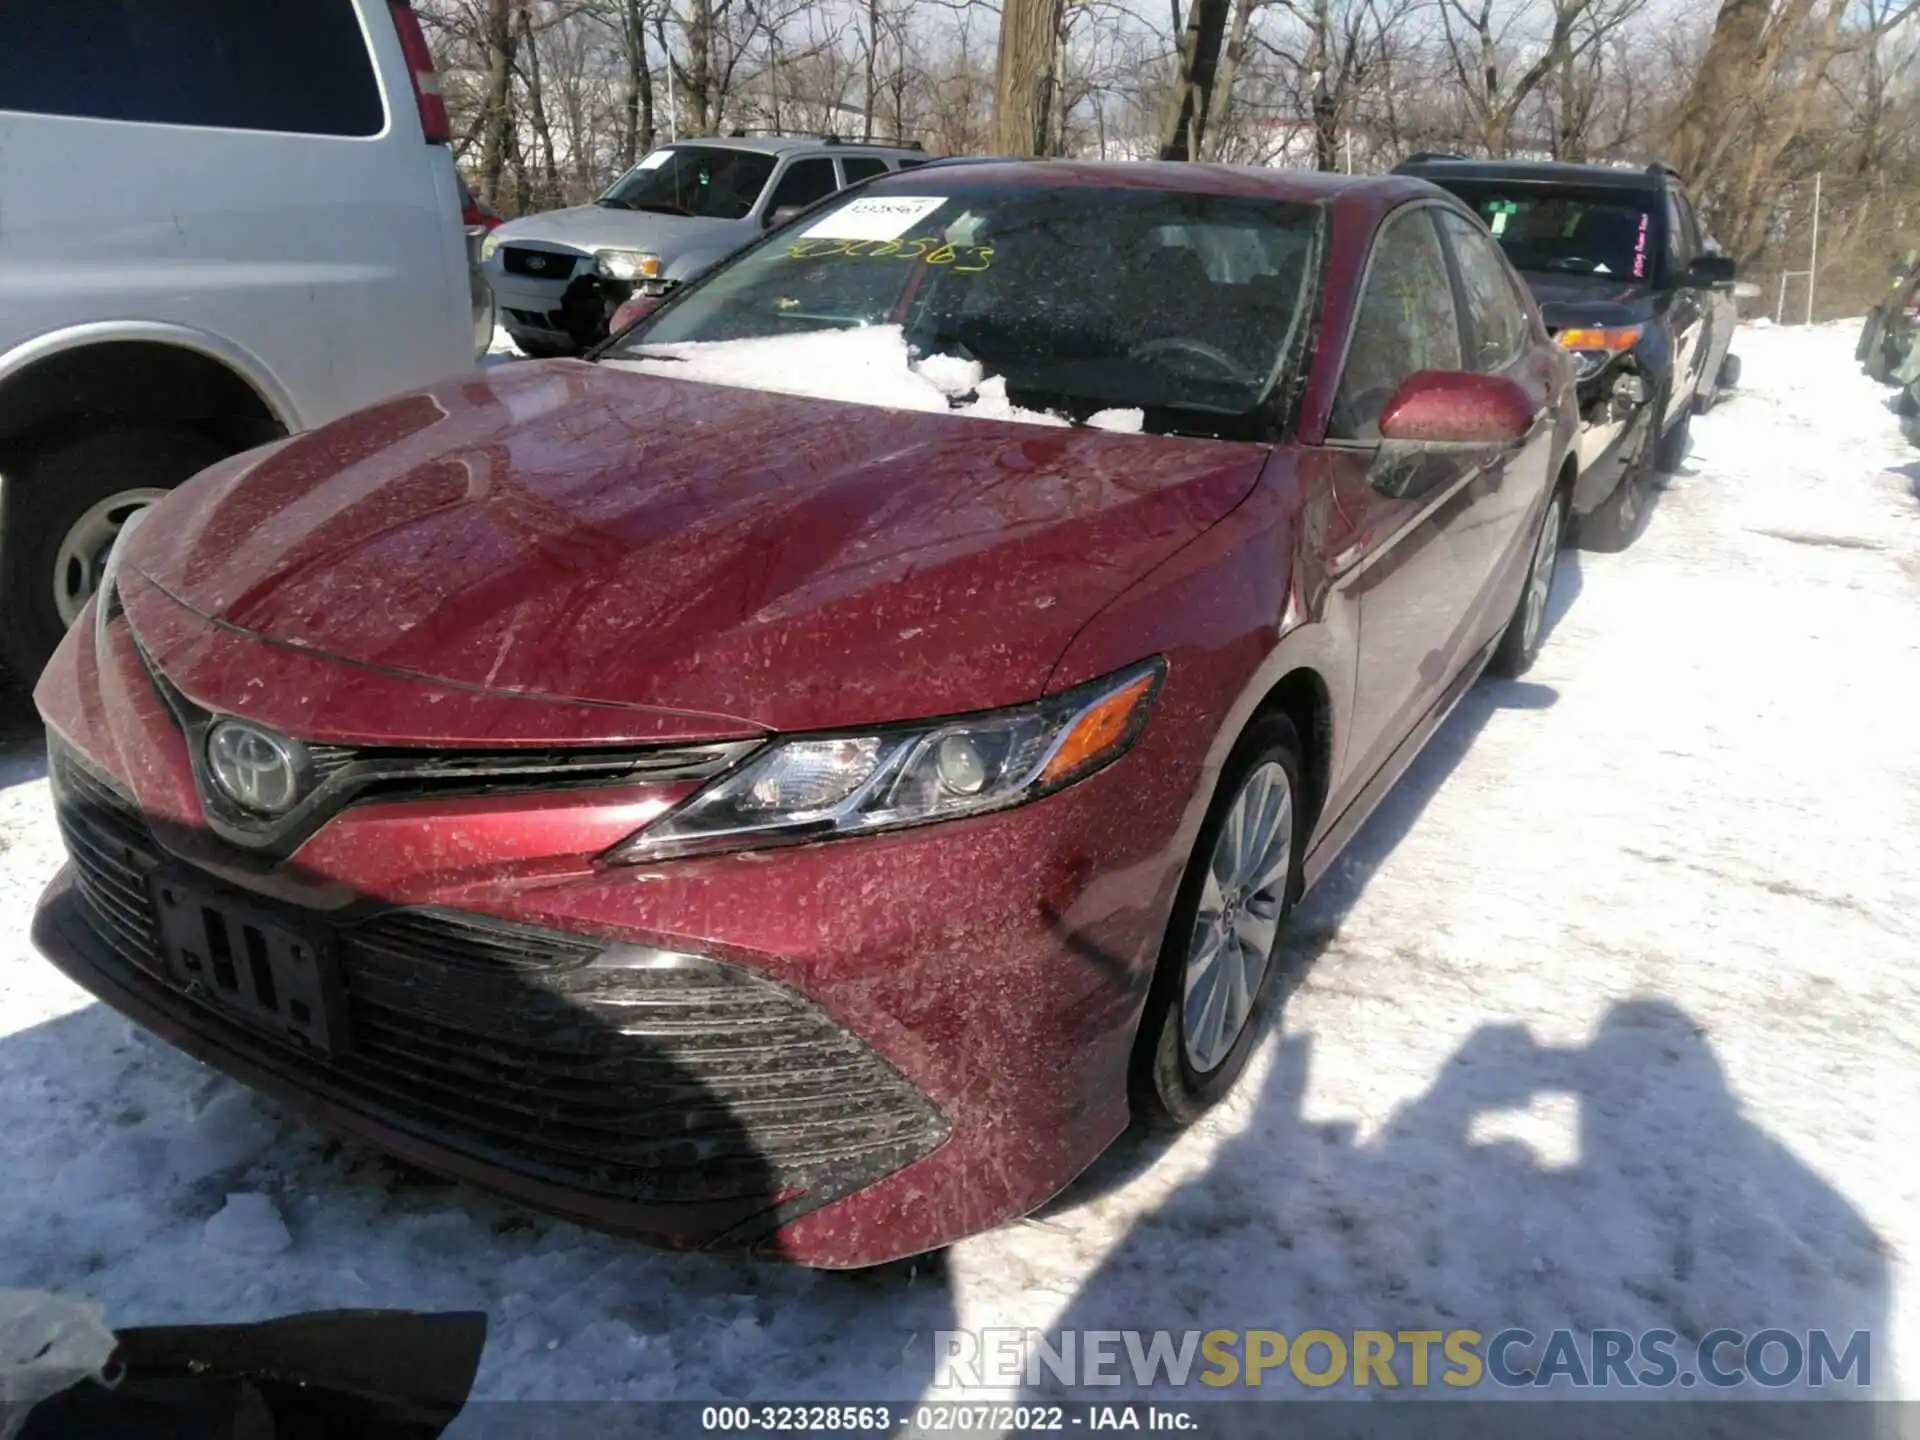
xmin=1395 ymin=156 xmax=1739 ymax=549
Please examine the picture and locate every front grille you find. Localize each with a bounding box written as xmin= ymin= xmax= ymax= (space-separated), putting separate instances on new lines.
xmin=501 ymin=247 xmax=580 ymax=279
xmin=49 ymin=744 xmax=949 ymax=1208
xmin=129 ymin=638 xmax=758 ymax=858
xmin=54 ymin=751 xmax=164 ymax=981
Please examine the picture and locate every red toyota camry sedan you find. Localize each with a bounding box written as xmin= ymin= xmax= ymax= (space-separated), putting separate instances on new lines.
xmin=33 ymin=162 xmax=1575 ymax=1266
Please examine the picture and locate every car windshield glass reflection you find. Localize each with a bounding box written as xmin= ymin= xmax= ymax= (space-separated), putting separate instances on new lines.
xmin=609 ymin=185 xmax=1322 ymax=439
xmin=1443 ymin=183 xmax=1658 ymax=282
xmin=598 ymin=146 xmax=778 ymax=221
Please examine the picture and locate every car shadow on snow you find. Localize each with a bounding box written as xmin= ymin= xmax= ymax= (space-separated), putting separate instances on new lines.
xmin=1012 ymin=999 xmax=1889 ymax=1433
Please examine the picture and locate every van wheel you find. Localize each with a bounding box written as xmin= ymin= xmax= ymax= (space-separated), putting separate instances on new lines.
xmin=0 ymin=426 xmax=229 ymax=680
xmin=1133 ymin=714 xmax=1305 ymax=1128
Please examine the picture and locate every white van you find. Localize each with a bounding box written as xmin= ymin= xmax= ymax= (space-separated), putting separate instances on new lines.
xmin=0 ymin=0 xmax=476 ymax=678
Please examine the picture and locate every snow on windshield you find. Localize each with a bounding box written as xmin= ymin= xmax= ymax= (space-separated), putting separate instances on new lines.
xmin=601 ymin=324 xmax=1146 ymax=433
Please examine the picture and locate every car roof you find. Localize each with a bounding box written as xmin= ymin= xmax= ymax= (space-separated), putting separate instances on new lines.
xmin=870 ymin=158 xmax=1438 ymax=208
xmin=1396 ymin=157 xmax=1668 ymax=193
xmin=662 ymin=134 xmax=926 ymax=157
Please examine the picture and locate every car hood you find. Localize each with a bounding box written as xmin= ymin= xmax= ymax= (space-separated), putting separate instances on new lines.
xmin=125 ymin=363 xmax=1269 ymax=736
xmin=492 ymin=204 xmax=735 ymax=255
xmin=1519 ymin=271 xmax=1655 ymax=332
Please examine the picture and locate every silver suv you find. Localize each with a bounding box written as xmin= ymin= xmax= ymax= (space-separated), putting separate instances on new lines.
xmin=483 ymin=135 xmax=930 ymax=357
xmin=0 ymin=0 xmax=475 ymax=680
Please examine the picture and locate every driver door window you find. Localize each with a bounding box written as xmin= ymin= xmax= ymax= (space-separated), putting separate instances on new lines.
xmin=1330 ymin=209 xmax=1462 ymax=441
xmin=766 ymin=158 xmax=837 ymax=216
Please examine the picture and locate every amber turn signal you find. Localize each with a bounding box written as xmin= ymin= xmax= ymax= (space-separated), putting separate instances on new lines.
xmin=1555 ymin=326 xmax=1642 ymax=353
xmin=1039 ymin=672 xmax=1160 ymax=784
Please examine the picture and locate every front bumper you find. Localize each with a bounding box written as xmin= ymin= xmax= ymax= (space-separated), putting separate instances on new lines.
xmin=37 ymin=742 xmax=950 ymax=1252
xmin=30 ymin=603 xmax=1182 ymax=1266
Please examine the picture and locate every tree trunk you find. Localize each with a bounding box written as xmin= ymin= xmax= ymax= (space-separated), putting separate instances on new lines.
xmin=1668 ymin=0 xmax=1775 ymax=186
xmin=1157 ymin=0 xmax=1231 ymax=159
xmin=477 ymin=0 xmax=518 ymax=207
xmin=993 ymin=0 xmax=1062 ymax=154
xmin=682 ymin=0 xmax=715 ymax=135
xmin=620 ymin=0 xmax=655 ymax=168
xmin=516 ymin=2 xmax=561 ymax=211
xmin=1197 ymin=0 xmax=1258 ymax=159
xmin=864 ymin=0 xmax=881 ymax=140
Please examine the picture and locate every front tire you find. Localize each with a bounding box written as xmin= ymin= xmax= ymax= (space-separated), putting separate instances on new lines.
xmin=1579 ymin=419 xmax=1653 ymax=553
xmin=1654 ymin=397 xmax=1692 ymax=472
xmin=1490 ymin=485 xmax=1567 ymax=679
xmin=1132 ymin=715 xmax=1305 ymax=1128
xmin=506 ymin=331 xmax=579 ymax=360
xmin=0 ymin=426 xmax=229 ymax=680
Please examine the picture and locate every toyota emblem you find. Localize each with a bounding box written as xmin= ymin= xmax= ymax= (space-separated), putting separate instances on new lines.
xmin=527 ymin=255 xmax=547 ymax=271
xmin=206 ymin=718 xmax=305 ymax=816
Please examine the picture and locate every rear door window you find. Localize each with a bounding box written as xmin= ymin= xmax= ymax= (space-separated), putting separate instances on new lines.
xmin=1435 ymin=211 xmax=1531 ymax=372
xmin=839 ymin=157 xmax=891 ymax=184
xmin=1330 ymin=208 xmax=1463 ymax=441
xmin=0 ymin=0 xmax=384 ymax=136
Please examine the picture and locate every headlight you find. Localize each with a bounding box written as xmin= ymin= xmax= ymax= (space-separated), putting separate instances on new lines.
xmin=1555 ymin=325 xmax=1641 ymax=382
xmin=479 ymin=231 xmax=504 ymax=263
xmin=594 ymin=249 xmax=662 ymax=281
xmin=605 ymin=659 xmax=1165 ymax=863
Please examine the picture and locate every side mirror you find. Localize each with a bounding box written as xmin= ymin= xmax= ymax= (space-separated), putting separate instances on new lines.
xmin=1378 ymin=371 xmax=1536 ymax=447
xmin=1687 ymin=253 xmax=1737 ymax=289
xmin=765 ymin=204 xmax=807 ymax=230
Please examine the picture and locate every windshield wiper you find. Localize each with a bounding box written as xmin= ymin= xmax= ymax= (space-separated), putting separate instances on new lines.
xmin=626 ymin=201 xmax=693 ymax=217
xmin=595 ymin=197 xmax=635 ymax=210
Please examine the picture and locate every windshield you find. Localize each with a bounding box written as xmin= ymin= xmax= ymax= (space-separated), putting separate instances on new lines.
xmin=598 ymin=146 xmax=777 ymax=221
xmin=1438 ymin=182 xmax=1660 ymax=282
xmin=605 ymin=184 xmax=1321 ymax=436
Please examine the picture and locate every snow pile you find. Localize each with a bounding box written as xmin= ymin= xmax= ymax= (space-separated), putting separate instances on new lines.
xmin=203 ymin=1194 xmax=292 ymax=1256
xmin=607 ymin=324 xmax=1147 ymax=432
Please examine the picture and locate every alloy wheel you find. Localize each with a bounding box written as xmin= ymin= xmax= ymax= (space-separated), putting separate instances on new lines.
xmin=51 ymin=488 xmax=167 ymax=627
xmin=1519 ymin=496 xmax=1563 ymax=657
xmin=1182 ymin=760 xmax=1293 ymax=1073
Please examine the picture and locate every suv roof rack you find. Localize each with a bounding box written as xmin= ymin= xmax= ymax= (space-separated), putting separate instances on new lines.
xmin=718 ymin=125 xmax=923 ymax=150
xmin=1400 ymin=151 xmax=1469 ymax=165
xmin=1645 ymin=161 xmax=1683 ymax=183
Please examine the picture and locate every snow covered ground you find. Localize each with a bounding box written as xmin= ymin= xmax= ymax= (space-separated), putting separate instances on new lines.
xmin=1 ymin=321 xmax=1916 ymax=1417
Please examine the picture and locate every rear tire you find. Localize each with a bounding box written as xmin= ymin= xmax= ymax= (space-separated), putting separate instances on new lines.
xmin=0 ymin=425 xmax=229 ymax=681
xmin=1858 ymin=309 xmax=1884 ymax=364
xmin=1132 ymin=714 xmax=1305 ymax=1129
xmin=1489 ymin=486 xmax=1567 ymax=679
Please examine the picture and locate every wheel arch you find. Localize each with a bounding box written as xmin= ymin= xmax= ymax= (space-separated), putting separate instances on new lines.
xmin=0 ymin=324 xmax=300 ymax=463
xmin=1240 ymin=665 xmax=1335 ymax=847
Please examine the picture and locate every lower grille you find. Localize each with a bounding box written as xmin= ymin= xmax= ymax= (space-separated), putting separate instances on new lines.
xmin=48 ymin=743 xmax=949 ymax=1208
